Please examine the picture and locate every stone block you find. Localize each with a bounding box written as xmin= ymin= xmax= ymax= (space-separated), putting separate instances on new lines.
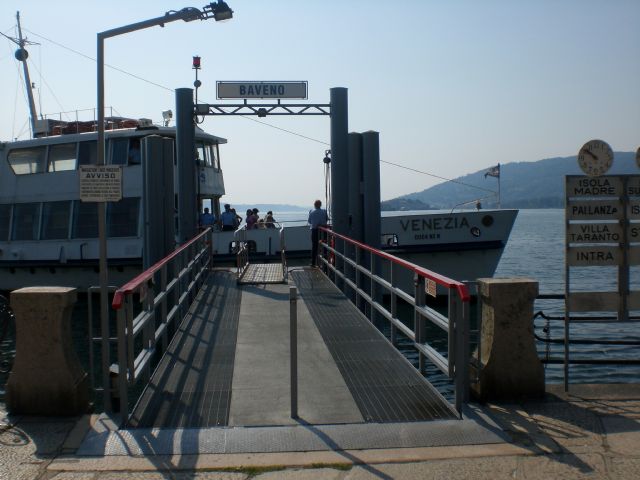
xmin=6 ymin=286 xmax=89 ymax=415
xmin=471 ymin=278 xmax=545 ymax=401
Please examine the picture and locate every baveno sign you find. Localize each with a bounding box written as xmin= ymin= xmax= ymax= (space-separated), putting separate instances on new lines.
xmin=217 ymin=81 xmax=308 ymax=99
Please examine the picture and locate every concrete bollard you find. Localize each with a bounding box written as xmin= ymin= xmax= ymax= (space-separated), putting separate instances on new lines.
xmin=471 ymin=278 xmax=544 ymax=402
xmin=7 ymin=287 xmax=89 ymax=415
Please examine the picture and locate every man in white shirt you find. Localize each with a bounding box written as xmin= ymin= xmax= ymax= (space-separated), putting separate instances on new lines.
xmin=307 ymin=199 xmax=328 ymax=267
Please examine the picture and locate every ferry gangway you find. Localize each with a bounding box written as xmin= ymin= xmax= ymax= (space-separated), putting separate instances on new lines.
xmin=103 ymin=228 xmax=213 ymax=421
xmin=234 ymin=223 xmax=287 ymax=284
xmin=318 ymin=226 xmax=471 ymax=415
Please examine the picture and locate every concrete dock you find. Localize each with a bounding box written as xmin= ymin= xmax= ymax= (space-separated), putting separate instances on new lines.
xmin=2 ymin=384 xmax=640 ymax=479
xmin=1 ymin=268 xmax=640 ymax=478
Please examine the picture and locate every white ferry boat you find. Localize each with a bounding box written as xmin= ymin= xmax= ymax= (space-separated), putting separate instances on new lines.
xmin=0 ymin=116 xmax=516 ymax=291
xmin=209 ymin=208 xmax=518 ymax=285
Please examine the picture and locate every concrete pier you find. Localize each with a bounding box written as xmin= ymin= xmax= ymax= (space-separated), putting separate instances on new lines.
xmin=472 ymin=278 xmax=545 ymax=402
xmin=6 ymin=286 xmax=89 ymax=415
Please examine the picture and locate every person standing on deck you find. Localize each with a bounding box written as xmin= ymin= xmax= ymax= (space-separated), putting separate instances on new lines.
xmin=199 ymin=207 xmax=216 ymax=229
xmin=220 ymin=204 xmax=237 ymax=231
xmin=308 ymin=199 xmax=328 ymax=267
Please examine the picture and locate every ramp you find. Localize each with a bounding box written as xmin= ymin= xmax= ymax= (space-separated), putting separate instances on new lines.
xmin=238 ymin=263 xmax=285 ymax=284
xmin=291 ymin=268 xmax=457 ymax=422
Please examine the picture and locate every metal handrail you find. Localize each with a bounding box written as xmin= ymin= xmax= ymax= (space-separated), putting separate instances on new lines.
xmin=318 ymin=226 xmax=470 ymax=417
xmin=109 ymin=227 xmax=212 ymax=423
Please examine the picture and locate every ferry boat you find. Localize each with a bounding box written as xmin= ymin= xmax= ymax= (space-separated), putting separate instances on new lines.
xmin=0 ymin=13 xmax=517 ymax=291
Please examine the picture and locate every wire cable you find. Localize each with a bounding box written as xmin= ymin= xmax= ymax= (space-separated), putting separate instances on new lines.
xmin=19 ymin=27 xmax=497 ymax=196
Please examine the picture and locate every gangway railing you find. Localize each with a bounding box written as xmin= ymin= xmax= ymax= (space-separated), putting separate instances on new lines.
xmin=318 ymin=227 xmax=471 ymax=417
xmin=108 ymin=228 xmax=212 ymax=424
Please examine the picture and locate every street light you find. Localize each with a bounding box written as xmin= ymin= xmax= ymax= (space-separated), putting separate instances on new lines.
xmin=95 ymin=1 xmax=233 ymax=412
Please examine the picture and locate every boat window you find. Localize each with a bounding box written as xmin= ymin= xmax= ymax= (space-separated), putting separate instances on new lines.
xmin=72 ymin=201 xmax=98 ymax=238
xmin=48 ymin=143 xmax=77 ymax=172
xmin=11 ymin=203 xmax=41 ymax=241
xmin=107 ymin=197 xmax=140 ymax=237
xmin=196 ymin=143 xmax=211 ymax=167
xmin=128 ymin=138 xmax=141 ymax=165
xmin=78 ymin=141 xmax=98 ymax=166
xmin=0 ymin=205 xmax=11 ymax=241
xmin=210 ymin=144 xmax=220 ymax=170
xmin=110 ymin=138 xmax=128 ymax=165
xmin=41 ymin=201 xmax=71 ymax=240
xmin=7 ymin=147 xmax=47 ymax=175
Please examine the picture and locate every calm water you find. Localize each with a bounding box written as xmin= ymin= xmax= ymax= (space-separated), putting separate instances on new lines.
xmin=1 ymin=209 xmax=638 ymax=406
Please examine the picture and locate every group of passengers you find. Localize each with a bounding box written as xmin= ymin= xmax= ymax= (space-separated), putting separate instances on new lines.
xmin=199 ymin=203 xmax=277 ymax=231
xmin=245 ymin=208 xmax=277 ymax=230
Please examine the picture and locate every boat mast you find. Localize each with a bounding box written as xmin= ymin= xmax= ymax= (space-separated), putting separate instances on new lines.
xmin=13 ymin=11 xmax=39 ymax=138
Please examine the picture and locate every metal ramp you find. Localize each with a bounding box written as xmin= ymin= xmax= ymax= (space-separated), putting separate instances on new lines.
xmin=237 ymin=262 xmax=286 ymax=284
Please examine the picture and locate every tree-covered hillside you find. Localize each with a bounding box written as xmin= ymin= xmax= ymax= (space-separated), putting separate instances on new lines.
xmin=386 ymin=152 xmax=635 ymax=209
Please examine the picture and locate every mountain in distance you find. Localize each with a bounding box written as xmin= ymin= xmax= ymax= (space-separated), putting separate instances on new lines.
xmin=383 ymin=151 xmax=636 ymax=210
xmin=229 ymin=203 xmax=308 ymax=212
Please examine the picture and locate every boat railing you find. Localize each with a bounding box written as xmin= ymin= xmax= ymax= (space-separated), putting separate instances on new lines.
xmin=235 ymin=226 xmax=250 ymax=278
xmin=108 ymin=228 xmax=212 ymax=424
xmin=318 ymin=226 xmax=471 ymax=417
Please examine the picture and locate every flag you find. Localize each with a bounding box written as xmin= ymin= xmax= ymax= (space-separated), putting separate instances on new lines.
xmin=484 ymin=164 xmax=500 ymax=179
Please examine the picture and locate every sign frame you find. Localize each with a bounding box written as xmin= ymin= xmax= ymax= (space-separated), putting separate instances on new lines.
xmin=79 ymin=165 xmax=123 ymax=202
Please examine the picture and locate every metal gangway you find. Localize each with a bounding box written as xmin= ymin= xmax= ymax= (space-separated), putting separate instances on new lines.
xmin=89 ymin=225 xmax=471 ymax=427
xmin=235 ymin=223 xmax=287 ymax=284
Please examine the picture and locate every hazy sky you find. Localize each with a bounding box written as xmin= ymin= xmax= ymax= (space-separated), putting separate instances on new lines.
xmin=1 ymin=0 xmax=638 ymax=206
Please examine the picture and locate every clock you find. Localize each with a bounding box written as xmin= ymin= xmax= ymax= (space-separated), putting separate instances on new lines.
xmin=578 ymin=139 xmax=613 ymax=177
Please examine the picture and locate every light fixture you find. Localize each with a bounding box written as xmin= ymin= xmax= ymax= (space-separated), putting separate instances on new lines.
xmin=203 ymin=1 xmax=233 ymax=21
xmin=162 ymin=110 xmax=173 ymax=126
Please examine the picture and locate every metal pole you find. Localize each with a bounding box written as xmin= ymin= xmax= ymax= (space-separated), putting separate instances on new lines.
xmin=96 ymin=35 xmax=110 ymax=398
xmin=290 ymin=286 xmax=298 ymax=418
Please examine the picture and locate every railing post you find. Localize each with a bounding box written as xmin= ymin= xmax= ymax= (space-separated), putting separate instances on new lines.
xmin=160 ymin=264 xmax=168 ymax=350
xmin=414 ymin=274 xmax=426 ymax=373
xmin=290 ymin=286 xmax=298 ymax=419
xmin=453 ymin=294 xmax=469 ymax=416
xmin=116 ymin=302 xmax=129 ymax=424
xmin=390 ymin=261 xmax=397 ymax=346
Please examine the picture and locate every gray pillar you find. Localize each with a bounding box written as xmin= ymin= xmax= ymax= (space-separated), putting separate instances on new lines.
xmin=472 ymin=278 xmax=544 ymax=401
xmin=362 ymin=130 xmax=381 ymax=248
xmin=176 ymin=88 xmax=197 ymax=243
xmin=7 ymin=287 xmax=88 ymax=415
xmin=330 ymin=87 xmax=349 ymax=235
xmin=348 ymin=132 xmax=363 ymax=242
xmin=143 ymin=136 xmax=176 ymax=268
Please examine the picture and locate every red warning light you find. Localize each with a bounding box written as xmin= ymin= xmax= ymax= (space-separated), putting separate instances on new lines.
xmin=192 ymin=56 xmax=201 ymax=69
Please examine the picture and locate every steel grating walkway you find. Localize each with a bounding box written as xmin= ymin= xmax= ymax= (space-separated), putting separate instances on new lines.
xmin=238 ymin=263 xmax=285 ymax=284
xmin=127 ymin=271 xmax=241 ymax=428
xmin=291 ymin=269 xmax=457 ymax=422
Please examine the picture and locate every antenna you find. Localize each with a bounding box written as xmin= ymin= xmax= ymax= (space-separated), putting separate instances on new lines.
xmin=3 ymin=12 xmax=41 ymax=137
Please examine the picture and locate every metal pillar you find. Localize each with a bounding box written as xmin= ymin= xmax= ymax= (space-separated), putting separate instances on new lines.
xmin=348 ymin=132 xmax=364 ymax=242
xmin=176 ymin=88 xmax=197 ymax=243
xmin=330 ymin=87 xmax=349 ymax=235
xmin=362 ymin=130 xmax=381 ymax=248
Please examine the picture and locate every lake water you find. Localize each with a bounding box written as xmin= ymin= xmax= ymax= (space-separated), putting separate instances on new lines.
xmin=1 ymin=208 xmax=638 ymax=406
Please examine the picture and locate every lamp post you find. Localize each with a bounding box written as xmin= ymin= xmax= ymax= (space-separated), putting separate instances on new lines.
xmin=95 ymin=1 xmax=232 ymax=411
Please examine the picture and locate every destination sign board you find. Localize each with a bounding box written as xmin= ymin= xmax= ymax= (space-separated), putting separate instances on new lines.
xmin=566 ymin=200 xmax=623 ymax=220
xmin=566 ymin=223 xmax=621 ymax=244
xmin=627 ymin=176 xmax=640 ymax=196
xmin=628 ymin=201 xmax=640 ymax=219
xmin=217 ymin=81 xmax=308 ymax=99
xmin=79 ymin=166 xmax=122 ymax=202
xmin=628 ymin=224 xmax=640 ymax=241
xmin=566 ymin=176 xmax=622 ymax=197
xmin=627 ymin=246 xmax=640 ymax=265
xmin=567 ymin=246 xmax=621 ymax=266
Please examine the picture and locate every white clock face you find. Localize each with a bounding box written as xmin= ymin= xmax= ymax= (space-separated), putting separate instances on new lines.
xmin=578 ymin=139 xmax=613 ymax=177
